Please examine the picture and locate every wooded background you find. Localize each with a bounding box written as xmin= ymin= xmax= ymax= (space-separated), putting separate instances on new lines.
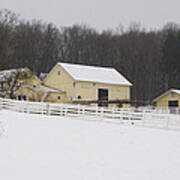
xmin=0 ymin=9 xmax=180 ymax=102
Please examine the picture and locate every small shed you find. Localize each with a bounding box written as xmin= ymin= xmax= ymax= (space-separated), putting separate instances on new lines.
xmin=153 ymin=89 xmax=180 ymax=108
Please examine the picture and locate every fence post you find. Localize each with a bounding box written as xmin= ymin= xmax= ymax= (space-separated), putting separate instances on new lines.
xmin=59 ymin=106 xmax=62 ymax=116
xmin=118 ymin=110 xmax=121 ymax=122
xmin=95 ymin=106 xmax=98 ymax=117
xmin=26 ymin=102 xmax=29 ymax=114
xmin=64 ymin=106 xmax=67 ymax=116
xmin=1 ymin=98 xmax=4 ymax=109
xmin=46 ymin=104 xmax=50 ymax=115
xmin=0 ymin=98 xmax=2 ymax=110
xmin=142 ymin=109 xmax=147 ymax=127
xmin=166 ymin=115 xmax=170 ymax=130
xmin=101 ymin=107 xmax=104 ymax=120
xmin=77 ymin=104 xmax=80 ymax=116
xmin=82 ymin=106 xmax=85 ymax=117
xmin=112 ymin=108 xmax=114 ymax=120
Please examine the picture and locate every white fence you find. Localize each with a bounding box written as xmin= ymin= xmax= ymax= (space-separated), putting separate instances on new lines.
xmin=0 ymin=97 xmax=179 ymax=131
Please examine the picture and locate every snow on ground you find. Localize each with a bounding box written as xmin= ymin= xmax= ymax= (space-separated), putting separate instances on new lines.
xmin=0 ymin=110 xmax=180 ymax=180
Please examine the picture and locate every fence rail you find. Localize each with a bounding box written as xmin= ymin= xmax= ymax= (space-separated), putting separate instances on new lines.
xmin=0 ymin=97 xmax=179 ymax=131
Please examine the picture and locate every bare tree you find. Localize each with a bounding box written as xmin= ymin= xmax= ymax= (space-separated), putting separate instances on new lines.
xmin=0 ymin=68 xmax=32 ymax=99
xmin=0 ymin=9 xmax=19 ymax=70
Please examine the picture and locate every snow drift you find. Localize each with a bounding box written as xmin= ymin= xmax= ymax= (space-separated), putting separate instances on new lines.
xmin=0 ymin=110 xmax=180 ymax=180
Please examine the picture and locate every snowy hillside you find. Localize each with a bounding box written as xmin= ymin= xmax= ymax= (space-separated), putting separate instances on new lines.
xmin=0 ymin=110 xmax=180 ymax=180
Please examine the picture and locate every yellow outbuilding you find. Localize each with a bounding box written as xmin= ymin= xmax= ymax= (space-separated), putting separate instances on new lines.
xmin=0 ymin=67 xmax=67 ymax=103
xmin=43 ymin=62 xmax=132 ymax=107
xmin=153 ymin=89 xmax=180 ymax=108
xmin=0 ymin=67 xmax=41 ymax=100
xmin=14 ymin=68 xmax=68 ymax=103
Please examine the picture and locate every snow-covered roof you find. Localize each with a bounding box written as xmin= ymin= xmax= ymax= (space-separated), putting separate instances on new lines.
xmin=153 ymin=89 xmax=180 ymax=102
xmin=172 ymin=89 xmax=180 ymax=95
xmin=58 ymin=63 xmax=132 ymax=86
xmin=0 ymin=68 xmax=41 ymax=83
xmin=0 ymin=68 xmax=25 ymax=82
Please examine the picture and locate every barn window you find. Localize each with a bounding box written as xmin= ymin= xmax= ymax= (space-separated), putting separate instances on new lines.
xmin=57 ymin=96 xmax=61 ymax=100
xmin=23 ymin=95 xmax=27 ymax=100
xmin=77 ymin=95 xmax=82 ymax=99
xmin=23 ymin=72 xmax=28 ymax=78
xmin=57 ymin=70 xmax=61 ymax=75
xmin=171 ymin=92 xmax=176 ymax=98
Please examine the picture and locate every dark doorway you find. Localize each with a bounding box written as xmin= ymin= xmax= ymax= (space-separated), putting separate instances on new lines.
xmin=18 ymin=95 xmax=27 ymax=101
xmin=18 ymin=95 xmax=22 ymax=100
xmin=98 ymin=89 xmax=108 ymax=107
xmin=168 ymin=100 xmax=179 ymax=114
xmin=168 ymin=100 xmax=179 ymax=107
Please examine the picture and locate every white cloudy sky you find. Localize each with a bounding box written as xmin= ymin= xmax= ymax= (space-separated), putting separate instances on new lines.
xmin=1 ymin=0 xmax=180 ymax=31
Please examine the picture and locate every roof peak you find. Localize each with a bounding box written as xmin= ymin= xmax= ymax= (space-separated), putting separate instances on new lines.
xmin=58 ymin=62 xmax=115 ymax=70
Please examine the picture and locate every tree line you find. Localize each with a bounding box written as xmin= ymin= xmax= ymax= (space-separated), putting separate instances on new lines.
xmin=0 ymin=9 xmax=180 ymax=102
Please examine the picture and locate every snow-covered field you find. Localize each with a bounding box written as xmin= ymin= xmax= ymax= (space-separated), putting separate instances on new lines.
xmin=0 ymin=110 xmax=180 ymax=180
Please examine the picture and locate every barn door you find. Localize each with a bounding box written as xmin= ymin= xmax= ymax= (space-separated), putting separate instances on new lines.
xmin=168 ymin=100 xmax=179 ymax=113
xmin=168 ymin=100 xmax=179 ymax=107
xmin=98 ymin=89 xmax=108 ymax=107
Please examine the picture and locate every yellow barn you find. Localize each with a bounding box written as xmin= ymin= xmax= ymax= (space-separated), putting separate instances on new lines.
xmin=153 ymin=89 xmax=180 ymax=108
xmin=14 ymin=68 xmax=67 ymax=103
xmin=43 ymin=62 xmax=132 ymax=107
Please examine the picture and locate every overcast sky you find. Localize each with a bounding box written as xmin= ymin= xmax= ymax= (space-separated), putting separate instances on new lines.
xmin=1 ymin=0 xmax=180 ymax=31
